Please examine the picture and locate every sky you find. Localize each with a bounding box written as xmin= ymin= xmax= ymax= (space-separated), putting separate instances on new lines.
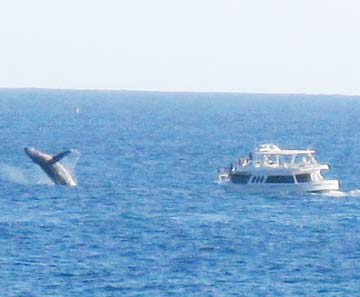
xmin=0 ymin=0 xmax=359 ymax=95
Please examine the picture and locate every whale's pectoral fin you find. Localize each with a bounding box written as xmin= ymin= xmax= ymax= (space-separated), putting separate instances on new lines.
xmin=48 ymin=150 xmax=72 ymax=165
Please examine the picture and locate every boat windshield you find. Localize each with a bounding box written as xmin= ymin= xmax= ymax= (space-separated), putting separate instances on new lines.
xmin=251 ymin=152 xmax=317 ymax=167
xmin=294 ymin=153 xmax=317 ymax=165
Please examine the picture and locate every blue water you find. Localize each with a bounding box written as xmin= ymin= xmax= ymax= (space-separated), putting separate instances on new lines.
xmin=0 ymin=89 xmax=360 ymax=296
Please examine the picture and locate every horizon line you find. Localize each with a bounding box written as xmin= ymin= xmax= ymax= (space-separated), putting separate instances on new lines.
xmin=0 ymin=86 xmax=359 ymax=98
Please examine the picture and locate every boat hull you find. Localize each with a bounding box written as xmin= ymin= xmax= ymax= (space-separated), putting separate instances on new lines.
xmin=218 ymin=174 xmax=340 ymax=193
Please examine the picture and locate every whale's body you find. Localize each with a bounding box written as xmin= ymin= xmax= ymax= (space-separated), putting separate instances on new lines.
xmin=24 ymin=147 xmax=77 ymax=187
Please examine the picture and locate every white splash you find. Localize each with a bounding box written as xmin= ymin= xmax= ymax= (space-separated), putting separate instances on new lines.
xmin=322 ymin=189 xmax=360 ymax=198
xmin=61 ymin=149 xmax=80 ymax=184
xmin=0 ymin=164 xmax=32 ymax=185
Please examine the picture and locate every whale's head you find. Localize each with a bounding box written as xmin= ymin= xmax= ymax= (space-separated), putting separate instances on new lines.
xmin=24 ymin=147 xmax=44 ymax=164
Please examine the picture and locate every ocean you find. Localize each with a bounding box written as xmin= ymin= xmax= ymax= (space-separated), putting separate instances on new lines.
xmin=0 ymin=89 xmax=359 ymax=296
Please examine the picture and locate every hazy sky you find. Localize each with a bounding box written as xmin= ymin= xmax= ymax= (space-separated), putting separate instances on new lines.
xmin=1 ymin=0 xmax=359 ymax=94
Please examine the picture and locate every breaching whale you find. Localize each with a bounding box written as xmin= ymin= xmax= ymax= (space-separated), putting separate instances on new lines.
xmin=24 ymin=147 xmax=77 ymax=187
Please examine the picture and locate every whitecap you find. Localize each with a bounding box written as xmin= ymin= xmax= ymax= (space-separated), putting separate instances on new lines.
xmin=322 ymin=189 xmax=360 ymax=198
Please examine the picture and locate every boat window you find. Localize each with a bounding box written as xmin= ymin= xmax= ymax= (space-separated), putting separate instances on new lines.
xmin=294 ymin=155 xmax=303 ymax=164
xmin=265 ymin=175 xmax=294 ymax=184
xmin=264 ymin=155 xmax=277 ymax=165
xmin=231 ymin=173 xmax=252 ymax=184
xmin=296 ymin=174 xmax=312 ymax=183
xmin=280 ymin=155 xmax=292 ymax=166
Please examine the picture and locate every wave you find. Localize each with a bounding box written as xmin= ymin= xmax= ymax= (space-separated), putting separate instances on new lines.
xmin=322 ymin=189 xmax=360 ymax=198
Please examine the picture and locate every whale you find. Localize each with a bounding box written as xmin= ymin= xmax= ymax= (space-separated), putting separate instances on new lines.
xmin=24 ymin=147 xmax=77 ymax=187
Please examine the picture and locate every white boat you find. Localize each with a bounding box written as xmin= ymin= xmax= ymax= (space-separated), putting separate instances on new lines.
xmin=218 ymin=144 xmax=340 ymax=193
